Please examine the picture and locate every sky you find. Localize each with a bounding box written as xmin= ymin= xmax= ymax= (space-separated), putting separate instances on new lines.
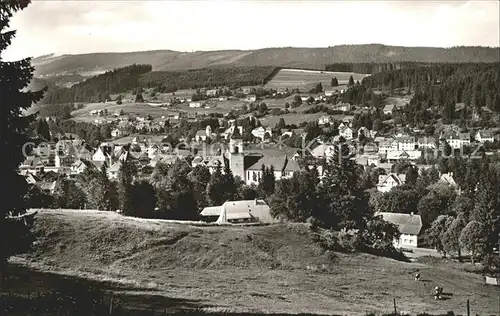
xmin=3 ymin=0 xmax=500 ymax=61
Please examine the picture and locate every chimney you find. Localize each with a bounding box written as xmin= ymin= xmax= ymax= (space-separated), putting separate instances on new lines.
xmin=410 ymin=212 xmax=414 ymax=216
xmin=254 ymin=198 xmax=258 ymax=206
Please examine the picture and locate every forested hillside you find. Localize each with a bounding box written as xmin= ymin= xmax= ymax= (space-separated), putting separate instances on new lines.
xmin=140 ymin=66 xmax=277 ymax=92
xmin=41 ymin=65 xmax=277 ymax=104
xmin=32 ymin=45 xmax=500 ymax=77
xmin=361 ymin=62 xmax=500 ymax=126
xmin=41 ymin=64 xmax=152 ymax=104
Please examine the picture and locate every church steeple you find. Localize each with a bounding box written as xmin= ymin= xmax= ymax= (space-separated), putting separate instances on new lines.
xmin=231 ymin=120 xmax=242 ymax=139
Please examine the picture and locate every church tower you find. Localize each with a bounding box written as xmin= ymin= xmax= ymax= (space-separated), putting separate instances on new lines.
xmin=229 ymin=123 xmax=245 ymax=182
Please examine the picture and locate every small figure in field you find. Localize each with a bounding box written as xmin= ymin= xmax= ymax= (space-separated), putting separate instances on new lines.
xmin=434 ymin=286 xmax=443 ymax=300
xmin=414 ymin=272 xmax=420 ymax=281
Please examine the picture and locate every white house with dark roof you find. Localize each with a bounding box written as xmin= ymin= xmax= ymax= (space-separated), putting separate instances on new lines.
xmin=377 ymin=173 xmax=406 ymax=192
xmin=396 ymin=136 xmax=416 ymax=151
xmin=475 ymin=129 xmax=494 ymax=143
xmin=338 ymin=124 xmax=353 ymax=140
xmin=375 ymin=212 xmax=423 ymax=248
xmin=311 ymin=144 xmax=335 ymax=159
xmin=377 ymin=138 xmax=398 ymax=154
xmin=200 ymin=199 xmax=279 ymax=224
xmin=386 ymin=150 xmax=422 ymax=162
xmin=245 ymin=156 xmax=300 ymax=186
xmin=251 ymin=126 xmax=272 ymax=141
xmin=441 ymin=132 xmax=470 ymax=149
xmin=418 ymin=137 xmax=437 ymax=149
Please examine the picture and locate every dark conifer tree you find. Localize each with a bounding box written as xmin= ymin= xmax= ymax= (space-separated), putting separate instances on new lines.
xmin=118 ymin=161 xmax=134 ymax=215
xmin=0 ymin=0 xmax=47 ymax=283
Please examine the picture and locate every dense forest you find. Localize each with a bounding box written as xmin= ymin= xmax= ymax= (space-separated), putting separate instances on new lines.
xmin=40 ymin=65 xmax=278 ymax=104
xmin=325 ymin=62 xmax=430 ymax=74
xmin=41 ymin=64 xmax=152 ymax=104
xmin=360 ymin=62 xmax=500 ymax=127
xmin=139 ymin=66 xmax=277 ymax=92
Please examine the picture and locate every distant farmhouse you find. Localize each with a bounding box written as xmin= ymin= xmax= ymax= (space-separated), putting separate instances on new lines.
xmin=376 ymin=212 xmax=423 ymax=248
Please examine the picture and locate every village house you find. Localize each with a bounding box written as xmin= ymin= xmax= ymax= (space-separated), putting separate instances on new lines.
xmin=318 ymin=115 xmax=333 ymax=126
xmin=24 ymin=173 xmax=39 ymax=185
xmin=241 ymin=87 xmax=255 ymax=95
xmin=111 ymin=128 xmax=127 ymax=138
xmin=338 ymin=123 xmax=353 ymax=140
xmin=358 ymin=127 xmax=376 ymax=139
xmin=375 ymin=212 xmax=423 ymax=248
xmin=70 ymin=159 xmax=94 ymax=175
xmin=245 ymin=155 xmax=301 ymax=186
xmin=200 ymin=199 xmax=279 ymax=224
xmin=191 ymin=155 xmax=226 ymax=174
xmin=20 ymin=156 xmax=44 ymax=176
xmin=417 ymin=137 xmax=437 ymax=149
xmin=377 ymin=138 xmax=398 ymax=154
xmin=396 ymin=135 xmax=416 ymax=151
xmin=334 ymin=102 xmax=352 ymax=112
xmin=383 ymin=104 xmax=395 ymax=115
xmin=311 ymin=144 xmax=335 ymax=159
xmin=194 ymin=125 xmax=213 ymax=142
xmin=246 ymin=94 xmax=257 ymax=102
xmin=386 ymin=150 xmax=422 ymax=163
xmin=376 ymin=173 xmax=406 ymax=192
xmin=251 ymin=126 xmax=272 ymax=141
xmin=36 ymin=180 xmax=58 ymax=195
xmin=441 ymin=132 xmax=471 ymax=149
xmin=475 ymin=129 xmax=494 ymax=143
xmin=189 ymin=101 xmax=204 ymax=108
xmin=206 ymin=89 xmax=218 ymax=97
xmin=222 ymin=125 xmax=244 ymax=140
xmin=107 ymin=161 xmax=123 ymax=180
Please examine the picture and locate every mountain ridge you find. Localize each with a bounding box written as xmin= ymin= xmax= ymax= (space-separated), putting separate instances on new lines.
xmin=31 ymin=44 xmax=500 ymax=78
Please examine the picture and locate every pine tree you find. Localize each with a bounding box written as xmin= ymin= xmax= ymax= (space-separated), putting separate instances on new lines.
xmin=0 ymin=0 xmax=47 ymax=283
xmin=118 ymin=161 xmax=134 ymax=215
xmin=259 ymin=165 xmax=275 ymax=198
xmin=318 ymin=139 xmax=371 ymax=230
xmin=35 ymin=118 xmax=50 ymax=140
xmin=207 ymin=163 xmax=225 ymax=206
xmin=331 ymin=77 xmax=339 ymax=87
xmin=222 ymin=162 xmax=238 ymax=201
xmin=54 ymin=178 xmax=86 ymax=209
xmin=348 ymin=75 xmax=355 ymax=87
xmin=472 ymin=162 xmax=500 ymax=259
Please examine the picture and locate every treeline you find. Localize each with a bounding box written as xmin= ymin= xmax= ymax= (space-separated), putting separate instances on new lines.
xmin=362 ymin=63 xmax=500 ymax=111
xmin=139 ymin=66 xmax=277 ymax=92
xmin=34 ymin=118 xmax=114 ymax=147
xmin=325 ymin=62 xmax=427 ymax=74
xmin=41 ymin=64 xmax=153 ymax=104
xmin=37 ymin=103 xmax=76 ymax=119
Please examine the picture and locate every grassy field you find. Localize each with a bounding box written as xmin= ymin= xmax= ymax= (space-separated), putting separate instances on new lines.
xmin=265 ymin=69 xmax=370 ymax=91
xmin=11 ymin=209 xmax=499 ymax=315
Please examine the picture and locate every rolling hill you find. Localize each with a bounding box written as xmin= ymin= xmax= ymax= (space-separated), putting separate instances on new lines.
xmin=32 ymin=44 xmax=500 ymax=78
xmin=13 ymin=209 xmax=499 ymax=315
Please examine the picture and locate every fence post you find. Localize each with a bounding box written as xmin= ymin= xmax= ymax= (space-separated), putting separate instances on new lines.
xmin=109 ymin=294 xmax=113 ymax=315
xmin=467 ymin=299 xmax=470 ymax=316
xmin=393 ymin=297 xmax=397 ymax=315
